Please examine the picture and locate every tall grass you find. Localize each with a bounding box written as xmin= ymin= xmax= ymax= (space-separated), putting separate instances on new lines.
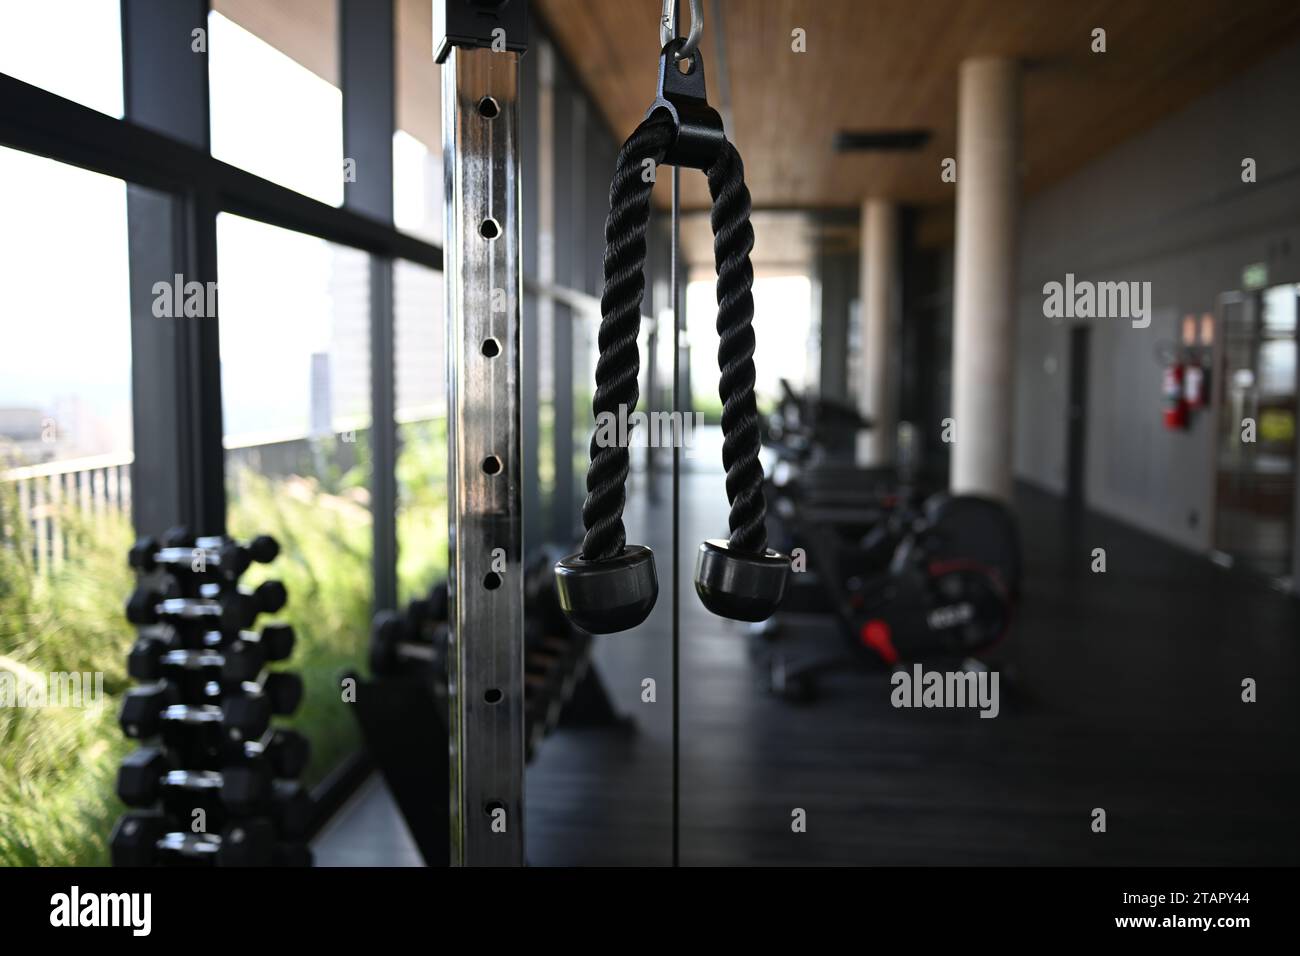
xmin=396 ymin=418 xmax=448 ymax=602
xmin=0 ymin=421 xmax=451 ymax=866
xmin=0 ymin=485 xmax=133 ymax=866
xmin=225 ymin=466 xmax=372 ymax=787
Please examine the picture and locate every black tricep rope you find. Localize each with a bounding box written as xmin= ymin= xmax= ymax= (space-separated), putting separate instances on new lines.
xmin=579 ymin=110 xmax=768 ymax=562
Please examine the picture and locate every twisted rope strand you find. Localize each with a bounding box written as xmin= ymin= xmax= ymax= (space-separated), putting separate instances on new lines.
xmin=707 ymin=141 xmax=768 ymax=554
xmin=580 ymin=113 xmax=674 ymax=560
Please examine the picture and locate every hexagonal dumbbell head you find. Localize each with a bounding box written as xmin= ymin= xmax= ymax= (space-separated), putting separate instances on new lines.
xmin=553 ymin=545 xmax=658 ymax=635
xmin=257 ymin=623 xmax=295 ymax=662
xmin=119 ymin=684 xmax=174 ymax=739
xmin=116 ymin=747 xmax=167 ymax=807
xmin=264 ymin=729 xmax=311 ymax=779
xmin=220 ymin=763 xmax=271 ymax=816
xmin=127 ymin=635 xmax=167 ymax=681
xmin=220 ymin=581 xmax=286 ymax=632
xmin=221 ymin=693 xmax=272 ymax=741
xmin=220 ymin=639 xmax=265 ymax=683
xmin=125 ymin=587 xmax=161 ymax=626
xmin=263 ymin=672 xmax=304 ymax=716
xmin=693 ymin=539 xmax=790 ymax=622
xmin=216 ymin=541 xmax=252 ymax=579
xmin=110 ymin=811 xmax=165 ymax=866
xmin=128 ymin=536 xmax=158 ymax=572
xmin=246 ymin=535 xmax=280 ymax=564
xmin=369 ymin=610 xmax=410 ymax=677
xmin=253 ymin=580 xmax=288 ymax=615
xmin=216 ymin=819 xmax=275 ymax=866
xmin=271 ymin=780 xmax=313 ymax=838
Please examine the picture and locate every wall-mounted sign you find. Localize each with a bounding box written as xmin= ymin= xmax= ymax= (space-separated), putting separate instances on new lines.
xmin=1242 ymin=262 xmax=1269 ymax=291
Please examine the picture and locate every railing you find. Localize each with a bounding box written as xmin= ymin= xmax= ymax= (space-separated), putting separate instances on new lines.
xmin=1 ymin=452 xmax=133 ymax=573
xmin=2 ymin=412 xmax=447 ymax=572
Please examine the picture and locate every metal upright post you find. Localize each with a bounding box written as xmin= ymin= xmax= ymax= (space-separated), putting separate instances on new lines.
xmin=435 ymin=0 xmax=529 ymax=867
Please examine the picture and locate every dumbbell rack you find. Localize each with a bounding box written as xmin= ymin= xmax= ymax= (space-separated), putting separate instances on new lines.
xmin=109 ymin=528 xmax=314 ymax=867
xmin=349 ymin=550 xmax=627 ymax=866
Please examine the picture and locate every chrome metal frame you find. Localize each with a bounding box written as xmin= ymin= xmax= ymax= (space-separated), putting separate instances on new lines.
xmin=442 ymin=45 xmax=527 ymax=866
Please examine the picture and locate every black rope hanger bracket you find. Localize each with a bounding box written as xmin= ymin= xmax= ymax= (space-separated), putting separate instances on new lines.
xmin=554 ymin=37 xmax=790 ymax=634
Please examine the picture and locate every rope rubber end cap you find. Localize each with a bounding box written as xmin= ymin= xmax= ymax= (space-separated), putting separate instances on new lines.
xmin=554 ymin=544 xmax=658 ymax=634
xmin=693 ymin=539 xmax=789 ymax=622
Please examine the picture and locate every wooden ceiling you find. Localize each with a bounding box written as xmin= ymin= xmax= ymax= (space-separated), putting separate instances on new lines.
xmin=535 ymin=0 xmax=1300 ymax=222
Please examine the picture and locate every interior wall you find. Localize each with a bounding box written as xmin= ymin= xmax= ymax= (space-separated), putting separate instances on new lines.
xmin=1013 ymin=38 xmax=1300 ymax=552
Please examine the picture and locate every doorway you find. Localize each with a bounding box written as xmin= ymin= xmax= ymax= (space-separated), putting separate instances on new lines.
xmin=1213 ymin=284 xmax=1299 ymax=584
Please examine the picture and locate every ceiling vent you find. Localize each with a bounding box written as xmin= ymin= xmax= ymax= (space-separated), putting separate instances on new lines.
xmin=833 ymin=129 xmax=932 ymax=151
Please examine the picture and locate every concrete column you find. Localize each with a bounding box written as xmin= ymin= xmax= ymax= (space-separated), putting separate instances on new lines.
xmin=951 ymin=57 xmax=1021 ymax=501
xmin=856 ymin=198 xmax=898 ymax=466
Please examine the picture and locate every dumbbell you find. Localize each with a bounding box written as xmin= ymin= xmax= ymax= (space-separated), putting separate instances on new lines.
xmin=127 ymin=633 xmax=169 ymax=681
xmin=130 ymin=533 xmax=280 ymax=579
xmin=117 ymin=747 xmax=271 ymax=816
xmin=405 ymin=581 xmax=450 ymax=635
xmin=241 ymin=728 xmax=311 ymax=779
xmin=129 ymin=622 xmax=294 ymax=682
xmin=126 ymin=526 xmax=193 ymax=573
xmin=369 ymin=610 xmax=443 ymax=677
xmin=125 ymin=589 xmax=215 ymax=626
xmin=220 ymin=581 xmax=288 ymax=631
xmin=119 ymin=683 xmax=179 ymax=738
xmin=126 ymin=582 xmax=286 ymax=629
xmin=217 ymin=674 xmax=304 ymax=739
xmin=269 ymin=780 xmax=313 ymax=838
xmin=111 ymin=811 xmax=274 ymax=866
xmin=128 ymin=672 xmax=296 ymax=747
xmin=210 ymin=623 xmax=295 ymax=661
xmin=130 ymin=644 xmax=261 ymax=688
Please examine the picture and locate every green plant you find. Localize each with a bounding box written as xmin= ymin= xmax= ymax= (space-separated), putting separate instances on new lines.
xmin=0 ymin=485 xmax=134 ymax=867
xmin=396 ymin=418 xmax=449 ymax=603
xmin=0 ymin=419 xmax=454 ymax=867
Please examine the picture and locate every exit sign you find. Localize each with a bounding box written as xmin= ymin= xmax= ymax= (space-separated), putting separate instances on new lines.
xmin=1242 ymin=262 xmax=1269 ymax=291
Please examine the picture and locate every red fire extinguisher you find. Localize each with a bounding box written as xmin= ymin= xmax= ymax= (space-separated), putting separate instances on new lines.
xmin=1163 ymin=361 xmax=1188 ymax=429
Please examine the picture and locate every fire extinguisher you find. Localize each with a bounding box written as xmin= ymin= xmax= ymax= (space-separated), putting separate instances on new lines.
xmin=1184 ymin=359 xmax=1207 ymax=409
xmin=1163 ymin=360 xmax=1188 ymax=429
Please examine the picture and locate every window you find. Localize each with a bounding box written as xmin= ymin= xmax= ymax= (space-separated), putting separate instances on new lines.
xmin=394 ymin=0 xmax=443 ymax=242
xmin=686 ymin=274 xmax=814 ymax=419
xmin=0 ymin=0 xmax=123 ymax=117
xmin=0 ymin=149 xmax=136 ymax=865
xmin=217 ymin=213 xmax=370 ymax=781
xmin=394 ymin=260 xmax=448 ymax=602
xmin=208 ymin=6 xmax=343 ymax=206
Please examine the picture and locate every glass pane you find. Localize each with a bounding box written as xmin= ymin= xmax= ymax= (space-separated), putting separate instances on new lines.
xmin=394 ymin=260 xmax=448 ymax=602
xmin=208 ymin=5 xmax=343 ymax=206
xmin=218 ymin=213 xmax=370 ymax=782
xmin=0 ymin=0 xmax=123 ymax=117
xmin=394 ymin=0 xmax=443 ymax=242
xmin=0 ymin=148 xmax=134 ymax=865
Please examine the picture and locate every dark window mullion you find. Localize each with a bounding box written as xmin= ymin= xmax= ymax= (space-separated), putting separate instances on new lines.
xmin=122 ymin=0 xmax=225 ymax=536
xmin=341 ymin=0 xmax=398 ymax=613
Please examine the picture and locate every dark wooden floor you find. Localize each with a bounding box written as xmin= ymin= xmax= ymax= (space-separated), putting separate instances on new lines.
xmin=522 ymin=464 xmax=1300 ymax=866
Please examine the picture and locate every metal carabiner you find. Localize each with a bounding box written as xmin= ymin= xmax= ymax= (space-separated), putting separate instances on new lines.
xmin=660 ymin=0 xmax=703 ymax=61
